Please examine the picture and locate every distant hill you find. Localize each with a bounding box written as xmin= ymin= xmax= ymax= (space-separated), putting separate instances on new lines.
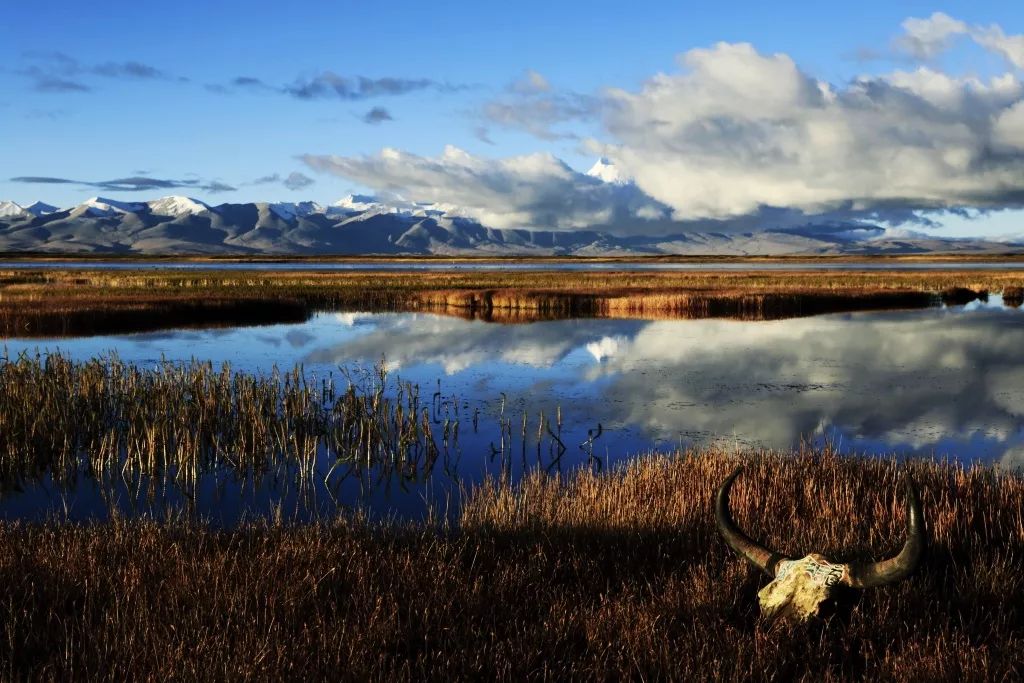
xmin=0 ymin=195 xmax=1019 ymax=256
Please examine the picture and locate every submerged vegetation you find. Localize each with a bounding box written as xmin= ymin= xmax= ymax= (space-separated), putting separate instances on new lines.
xmin=0 ymin=351 xmax=577 ymax=516
xmin=0 ymin=352 xmax=477 ymax=504
xmin=1 ymin=264 xmax=1023 ymax=335
xmin=0 ymin=450 xmax=1019 ymax=680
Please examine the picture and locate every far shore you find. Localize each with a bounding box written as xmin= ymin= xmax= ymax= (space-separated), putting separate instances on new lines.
xmin=1 ymin=265 xmax=1021 ymax=337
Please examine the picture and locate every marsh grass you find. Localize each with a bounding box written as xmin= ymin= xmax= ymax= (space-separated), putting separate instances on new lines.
xmin=0 ymin=448 xmax=1020 ymax=681
xmin=0 ymin=352 xmax=456 ymax=497
xmin=1 ymin=267 xmax=1021 ymax=336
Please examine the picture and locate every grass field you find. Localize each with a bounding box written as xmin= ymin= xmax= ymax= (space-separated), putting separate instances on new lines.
xmin=2 ymin=263 xmax=1023 ymax=335
xmin=0 ymin=448 xmax=1019 ymax=681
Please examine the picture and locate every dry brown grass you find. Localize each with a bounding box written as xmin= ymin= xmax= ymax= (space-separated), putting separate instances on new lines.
xmin=0 ymin=448 xmax=1020 ymax=681
xmin=2 ymin=266 xmax=1023 ymax=336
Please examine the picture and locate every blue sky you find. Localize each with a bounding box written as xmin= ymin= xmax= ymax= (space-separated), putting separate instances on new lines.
xmin=2 ymin=1 xmax=1023 ymax=237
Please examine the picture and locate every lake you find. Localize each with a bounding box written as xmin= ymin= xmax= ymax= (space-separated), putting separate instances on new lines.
xmin=2 ymin=296 xmax=1022 ymax=523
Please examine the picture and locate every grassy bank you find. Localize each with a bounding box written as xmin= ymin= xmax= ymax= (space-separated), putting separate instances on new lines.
xmin=2 ymin=266 xmax=1023 ymax=336
xmin=0 ymin=450 xmax=1020 ymax=681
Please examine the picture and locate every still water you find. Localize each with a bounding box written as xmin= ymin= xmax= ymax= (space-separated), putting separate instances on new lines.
xmin=3 ymin=297 xmax=1022 ymax=522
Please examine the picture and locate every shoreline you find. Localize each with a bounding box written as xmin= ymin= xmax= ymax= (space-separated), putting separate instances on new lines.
xmin=1 ymin=267 xmax=1021 ymax=337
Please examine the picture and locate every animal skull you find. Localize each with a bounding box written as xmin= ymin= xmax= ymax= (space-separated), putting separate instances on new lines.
xmin=715 ymin=467 xmax=925 ymax=623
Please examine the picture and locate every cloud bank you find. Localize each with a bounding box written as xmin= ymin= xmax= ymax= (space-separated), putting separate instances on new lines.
xmin=304 ymin=14 xmax=1024 ymax=234
xmin=19 ymin=52 xmax=180 ymax=93
xmin=600 ymin=40 xmax=1024 ymax=221
xmin=302 ymin=146 xmax=670 ymax=230
xmin=209 ymin=73 xmax=468 ymax=101
xmin=10 ymin=175 xmax=236 ymax=193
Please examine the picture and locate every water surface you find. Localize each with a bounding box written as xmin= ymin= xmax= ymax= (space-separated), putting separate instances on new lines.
xmin=3 ymin=297 xmax=1022 ymax=522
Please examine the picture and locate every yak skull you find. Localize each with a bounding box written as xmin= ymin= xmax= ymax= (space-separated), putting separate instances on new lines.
xmin=715 ymin=467 xmax=925 ymax=623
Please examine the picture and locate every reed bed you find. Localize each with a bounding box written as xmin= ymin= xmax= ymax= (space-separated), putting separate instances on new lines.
xmin=2 ymin=266 xmax=1022 ymax=336
xmin=0 ymin=352 xmax=455 ymax=496
xmin=417 ymin=287 xmax=937 ymax=321
xmin=0 ymin=448 xmax=1019 ymax=680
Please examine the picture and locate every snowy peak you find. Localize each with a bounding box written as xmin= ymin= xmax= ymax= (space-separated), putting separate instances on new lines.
xmin=74 ymin=197 xmax=148 ymax=217
xmin=268 ymin=201 xmax=325 ymax=221
xmin=147 ymin=196 xmax=211 ymax=217
xmin=331 ymin=194 xmax=384 ymax=214
xmin=586 ymin=157 xmax=625 ymax=184
xmin=24 ymin=201 xmax=58 ymax=216
xmin=0 ymin=201 xmax=26 ymax=218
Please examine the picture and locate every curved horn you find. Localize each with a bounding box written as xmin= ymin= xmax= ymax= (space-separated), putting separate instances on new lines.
xmin=715 ymin=467 xmax=788 ymax=577
xmin=843 ymin=475 xmax=926 ymax=589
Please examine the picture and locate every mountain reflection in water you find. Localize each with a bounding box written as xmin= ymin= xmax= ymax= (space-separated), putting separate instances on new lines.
xmin=2 ymin=297 xmax=1022 ymax=522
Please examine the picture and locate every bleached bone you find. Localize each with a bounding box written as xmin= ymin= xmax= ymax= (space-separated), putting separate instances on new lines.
xmin=714 ymin=467 xmax=925 ymax=622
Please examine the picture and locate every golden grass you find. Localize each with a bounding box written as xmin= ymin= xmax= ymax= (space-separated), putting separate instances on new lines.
xmin=2 ymin=266 xmax=1023 ymax=336
xmin=0 ymin=448 xmax=1020 ymax=680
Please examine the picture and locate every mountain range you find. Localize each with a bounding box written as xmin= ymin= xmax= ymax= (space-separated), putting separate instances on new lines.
xmin=1 ymin=162 xmax=1021 ymax=256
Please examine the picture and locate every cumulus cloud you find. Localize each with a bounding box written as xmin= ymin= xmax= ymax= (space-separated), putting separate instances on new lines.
xmin=301 ymin=145 xmax=671 ymax=230
xmin=301 ymin=15 xmax=1024 ymax=234
xmin=893 ymin=13 xmax=1024 ymax=69
xmin=598 ymin=36 xmax=1024 ymax=221
xmin=896 ymin=12 xmax=968 ymax=59
xmin=974 ymin=24 xmax=1024 ymax=69
xmin=10 ymin=175 xmax=236 ymax=193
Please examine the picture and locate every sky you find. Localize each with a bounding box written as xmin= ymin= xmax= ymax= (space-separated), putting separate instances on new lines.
xmin=2 ymin=1 xmax=1024 ymax=238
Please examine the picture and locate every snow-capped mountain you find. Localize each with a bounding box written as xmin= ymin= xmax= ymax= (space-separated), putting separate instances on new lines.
xmin=0 ymin=201 xmax=26 ymax=218
xmin=330 ymin=194 xmax=384 ymax=214
xmin=24 ymin=201 xmax=58 ymax=216
xmin=1 ymin=158 xmax=1021 ymax=255
xmin=587 ymin=157 xmax=625 ymax=184
xmin=269 ymin=201 xmax=325 ymax=221
xmin=71 ymin=197 xmax=149 ymax=218
xmin=147 ymin=196 xmax=211 ymax=217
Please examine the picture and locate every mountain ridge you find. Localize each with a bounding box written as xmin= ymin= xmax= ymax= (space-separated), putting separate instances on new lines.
xmin=0 ymin=194 xmax=1020 ymax=256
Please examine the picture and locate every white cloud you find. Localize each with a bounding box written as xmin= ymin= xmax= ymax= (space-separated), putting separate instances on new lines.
xmin=303 ymin=15 xmax=1024 ymax=234
xmin=302 ymin=145 xmax=670 ymax=230
xmin=973 ymin=24 xmax=1024 ymax=69
xmin=894 ymin=12 xmax=1024 ymax=70
xmin=600 ymin=40 xmax=1024 ymax=221
xmin=897 ymin=12 xmax=968 ymax=59
xmin=994 ymin=101 xmax=1024 ymax=150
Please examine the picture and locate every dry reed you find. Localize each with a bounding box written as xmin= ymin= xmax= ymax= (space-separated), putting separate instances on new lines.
xmin=0 ymin=448 xmax=1019 ymax=680
xmin=0 ymin=351 xmax=452 ymax=495
xmin=2 ymin=267 xmax=1022 ymax=336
